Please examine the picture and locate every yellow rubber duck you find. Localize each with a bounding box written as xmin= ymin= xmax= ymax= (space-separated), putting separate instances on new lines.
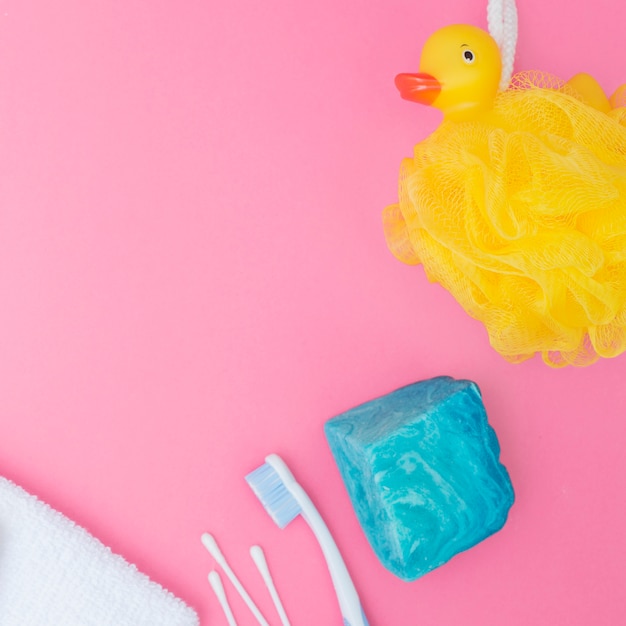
xmin=384 ymin=24 xmax=626 ymax=367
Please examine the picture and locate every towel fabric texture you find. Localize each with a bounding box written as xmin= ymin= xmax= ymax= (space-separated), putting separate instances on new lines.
xmin=0 ymin=476 xmax=199 ymax=626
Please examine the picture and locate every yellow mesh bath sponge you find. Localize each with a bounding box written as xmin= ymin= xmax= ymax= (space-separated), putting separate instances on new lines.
xmin=384 ymin=25 xmax=626 ymax=367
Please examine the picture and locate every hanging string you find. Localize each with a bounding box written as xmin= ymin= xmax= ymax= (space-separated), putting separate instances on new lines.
xmin=487 ymin=0 xmax=518 ymax=90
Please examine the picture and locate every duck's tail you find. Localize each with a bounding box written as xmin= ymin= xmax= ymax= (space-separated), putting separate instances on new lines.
xmin=609 ymin=84 xmax=626 ymax=109
xmin=561 ymin=74 xmax=626 ymax=114
xmin=566 ymin=73 xmax=611 ymax=113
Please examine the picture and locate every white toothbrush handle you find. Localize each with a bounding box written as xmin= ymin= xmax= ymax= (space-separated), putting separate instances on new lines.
xmin=297 ymin=484 xmax=369 ymax=626
xmin=267 ymin=456 xmax=369 ymax=626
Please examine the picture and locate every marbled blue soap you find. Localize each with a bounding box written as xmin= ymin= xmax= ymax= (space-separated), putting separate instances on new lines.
xmin=324 ymin=376 xmax=514 ymax=581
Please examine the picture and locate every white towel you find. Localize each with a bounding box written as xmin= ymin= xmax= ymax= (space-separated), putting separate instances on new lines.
xmin=0 ymin=476 xmax=199 ymax=626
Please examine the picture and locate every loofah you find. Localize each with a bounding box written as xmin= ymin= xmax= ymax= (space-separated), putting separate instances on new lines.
xmin=385 ymin=24 xmax=626 ymax=367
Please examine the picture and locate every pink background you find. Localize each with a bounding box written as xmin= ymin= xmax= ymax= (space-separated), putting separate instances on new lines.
xmin=1 ymin=0 xmax=625 ymax=624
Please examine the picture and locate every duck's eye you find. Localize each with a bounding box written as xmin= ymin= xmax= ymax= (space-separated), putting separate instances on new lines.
xmin=462 ymin=49 xmax=475 ymax=64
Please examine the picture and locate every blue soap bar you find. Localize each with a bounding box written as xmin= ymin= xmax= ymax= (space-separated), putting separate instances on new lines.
xmin=324 ymin=376 xmax=514 ymax=581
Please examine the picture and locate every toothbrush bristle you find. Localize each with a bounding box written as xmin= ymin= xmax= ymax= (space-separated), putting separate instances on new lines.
xmin=246 ymin=462 xmax=302 ymax=529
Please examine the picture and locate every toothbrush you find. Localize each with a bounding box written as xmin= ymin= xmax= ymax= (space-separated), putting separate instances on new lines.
xmin=201 ymin=533 xmax=270 ymax=626
xmin=208 ymin=570 xmax=238 ymax=626
xmin=246 ymin=454 xmax=369 ymax=626
xmin=250 ymin=545 xmax=291 ymax=626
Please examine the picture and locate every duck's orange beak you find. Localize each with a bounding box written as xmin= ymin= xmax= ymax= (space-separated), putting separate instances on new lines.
xmin=395 ymin=73 xmax=441 ymax=106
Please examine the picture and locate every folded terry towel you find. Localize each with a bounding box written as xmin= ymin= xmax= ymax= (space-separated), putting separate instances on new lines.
xmin=0 ymin=476 xmax=199 ymax=626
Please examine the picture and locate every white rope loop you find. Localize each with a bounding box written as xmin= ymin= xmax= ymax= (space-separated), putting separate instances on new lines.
xmin=487 ymin=0 xmax=518 ymax=90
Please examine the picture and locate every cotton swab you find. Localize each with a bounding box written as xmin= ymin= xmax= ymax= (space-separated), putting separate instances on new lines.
xmin=201 ymin=533 xmax=269 ymax=626
xmin=208 ymin=571 xmax=238 ymax=626
xmin=250 ymin=545 xmax=291 ymax=626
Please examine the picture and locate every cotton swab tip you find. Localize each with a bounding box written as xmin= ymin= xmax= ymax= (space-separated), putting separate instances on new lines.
xmin=249 ymin=545 xmax=266 ymax=570
xmin=208 ymin=570 xmax=225 ymax=597
xmin=201 ymin=533 xmax=220 ymax=556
